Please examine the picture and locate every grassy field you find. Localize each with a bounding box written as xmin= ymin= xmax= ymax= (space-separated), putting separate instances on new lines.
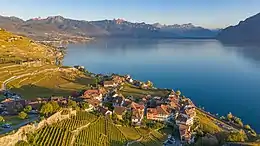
xmin=120 ymin=83 xmax=170 ymax=98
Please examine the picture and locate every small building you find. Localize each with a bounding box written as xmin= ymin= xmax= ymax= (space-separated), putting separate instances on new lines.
xmin=179 ymin=124 xmax=192 ymax=143
xmin=176 ymin=114 xmax=193 ymax=126
xmin=85 ymin=98 xmax=101 ymax=111
xmin=131 ymin=102 xmax=145 ymax=111
xmin=98 ymin=106 xmax=112 ymax=116
xmin=131 ymin=109 xmax=143 ymax=126
xmin=147 ymin=105 xmax=171 ymax=121
xmin=83 ymin=89 xmax=103 ymax=100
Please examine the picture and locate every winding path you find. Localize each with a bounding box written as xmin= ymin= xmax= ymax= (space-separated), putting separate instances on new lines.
xmin=126 ymin=136 xmax=143 ymax=146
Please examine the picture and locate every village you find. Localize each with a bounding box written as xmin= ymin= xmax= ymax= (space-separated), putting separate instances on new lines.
xmin=0 ymin=69 xmax=197 ymax=145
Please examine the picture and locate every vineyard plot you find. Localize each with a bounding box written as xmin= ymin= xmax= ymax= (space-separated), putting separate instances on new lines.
xmin=74 ymin=117 xmax=127 ymax=146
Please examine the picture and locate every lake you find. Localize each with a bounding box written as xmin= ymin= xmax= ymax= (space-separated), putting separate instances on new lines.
xmin=64 ymin=39 xmax=260 ymax=132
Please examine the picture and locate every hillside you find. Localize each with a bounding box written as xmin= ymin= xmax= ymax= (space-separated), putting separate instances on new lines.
xmin=0 ymin=15 xmax=218 ymax=40
xmin=217 ymin=13 xmax=260 ymax=43
xmin=0 ymin=28 xmax=58 ymax=64
xmin=0 ymin=30 xmax=96 ymax=98
xmin=12 ymin=110 xmax=169 ymax=146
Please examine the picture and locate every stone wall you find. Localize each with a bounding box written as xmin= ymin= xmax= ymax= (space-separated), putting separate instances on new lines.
xmin=0 ymin=109 xmax=76 ymax=146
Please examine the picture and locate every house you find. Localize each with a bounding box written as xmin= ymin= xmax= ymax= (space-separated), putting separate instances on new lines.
xmin=114 ymin=106 xmax=126 ymax=120
xmin=112 ymin=96 xmax=124 ymax=107
xmin=121 ymin=99 xmax=132 ymax=107
xmin=83 ymin=89 xmax=103 ymax=100
xmin=85 ymin=98 xmax=101 ymax=111
xmin=125 ymin=75 xmax=134 ymax=83
xmin=179 ymin=124 xmax=192 ymax=143
xmin=168 ymin=90 xmax=176 ymax=98
xmin=131 ymin=102 xmax=145 ymax=111
xmin=147 ymin=105 xmax=171 ymax=121
xmin=131 ymin=109 xmax=143 ymax=126
xmin=175 ymin=114 xmax=193 ymax=126
xmin=141 ymin=84 xmax=149 ymax=89
xmin=98 ymin=106 xmax=112 ymax=116
xmin=103 ymin=81 xmax=117 ymax=88
xmin=112 ymin=75 xmax=125 ymax=84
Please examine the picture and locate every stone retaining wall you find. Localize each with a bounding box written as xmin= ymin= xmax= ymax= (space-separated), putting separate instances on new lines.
xmin=0 ymin=109 xmax=76 ymax=146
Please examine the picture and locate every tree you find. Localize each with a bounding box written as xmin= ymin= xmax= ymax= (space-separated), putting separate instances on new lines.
xmin=49 ymin=101 xmax=60 ymax=112
xmin=19 ymin=111 xmax=28 ymax=119
xmin=40 ymin=103 xmax=53 ymax=116
xmin=103 ymin=102 xmax=114 ymax=111
xmin=234 ymin=117 xmax=243 ymax=127
xmin=227 ymin=130 xmax=247 ymax=142
xmin=23 ymin=105 xmax=32 ymax=113
xmin=176 ymin=90 xmax=181 ymax=97
xmin=227 ymin=112 xmax=233 ymax=120
xmin=68 ymin=99 xmax=77 ymax=109
xmin=244 ymin=124 xmax=251 ymax=130
xmin=81 ymin=102 xmax=89 ymax=109
xmin=0 ymin=116 xmax=4 ymax=122
xmin=15 ymin=103 xmax=23 ymax=112
xmin=146 ymin=80 xmax=153 ymax=87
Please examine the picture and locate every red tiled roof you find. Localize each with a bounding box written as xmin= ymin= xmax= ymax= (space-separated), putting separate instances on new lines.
xmin=132 ymin=109 xmax=142 ymax=120
xmin=84 ymin=90 xmax=99 ymax=95
xmin=85 ymin=99 xmax=100 ymax=107
xmin=131 ymin=102 xmax=144 ymax=110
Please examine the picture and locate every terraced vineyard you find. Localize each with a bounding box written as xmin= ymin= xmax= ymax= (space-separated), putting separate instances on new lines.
xmin=14 ymin=110 xmax=168 ymax=146
xmin=55 ymin=111 xmax=97 ymax=131
xmin=74 ymin=117 xmax=127 ymax=146
xmin=0 ymin=63 xmax=95 ymax=98
xmin=34 ymin=126 xmax=73 ymax=146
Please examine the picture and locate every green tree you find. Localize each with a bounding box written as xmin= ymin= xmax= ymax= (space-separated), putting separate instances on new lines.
xmin=227 ymin=112 xmax=233 ymax=120
xmin=19 ymin=111 xmax=28 ymax=119
xmin=103 ymin=102 xmax=114 ymax=111
xmin=0 ymin=116 xmax=5 ymax=122
xmin=234 ymin=117 xmax=243 ymax=127
xmin=81 ymin=102 xmax=89 ymax=109
xmin=176 ymin=90 xmax=181 ymax=97
xmin=244 ymin=124 xmax=251 ymax=130
xmin=227 ymin=130 xmax=247 ymax=142
xmin=68 ymin=99 xmax=77 ymax=109
xmin=40 ymin=103 xmax=53 ymax=116
xmin=23 ymin=105 xmax=32 ymax=113
xmin=146 ymin=80 xmax=153 ymax=87
xmin=49 ymin=101 xmax=60 ymax=112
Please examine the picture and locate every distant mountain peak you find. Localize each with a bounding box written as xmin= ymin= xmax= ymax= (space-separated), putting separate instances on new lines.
xmin=113 ymin=18 xmax=125 ymax=24
xmin=46 ymin=15 xmax=65 ymax=23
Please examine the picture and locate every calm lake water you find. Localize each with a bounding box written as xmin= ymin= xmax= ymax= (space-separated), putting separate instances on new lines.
xmin=64 ymin=39 xmax=260 ymax=132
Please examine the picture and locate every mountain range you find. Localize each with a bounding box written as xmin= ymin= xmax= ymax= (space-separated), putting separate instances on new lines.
xmin=1 ymin=13 xmax=260 ymax=43
xmin=0 ymin=15 xmax=218 ymax=41
xmin=217 ymin=13 xmax=260 ymax=43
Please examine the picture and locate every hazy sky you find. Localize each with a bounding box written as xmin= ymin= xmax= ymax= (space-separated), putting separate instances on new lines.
xmin=0 ymin=0 xmax=259 ymax=28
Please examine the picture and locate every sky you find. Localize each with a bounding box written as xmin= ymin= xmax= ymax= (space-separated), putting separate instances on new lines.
xmin=0 ymin=0 xmax=259 ymax=29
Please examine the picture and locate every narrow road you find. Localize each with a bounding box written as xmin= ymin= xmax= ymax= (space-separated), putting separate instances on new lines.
xmin=126 ymin=136 xmax=143 ymax=146
xmin=0 ymin=115 xmax=39 ymax=135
